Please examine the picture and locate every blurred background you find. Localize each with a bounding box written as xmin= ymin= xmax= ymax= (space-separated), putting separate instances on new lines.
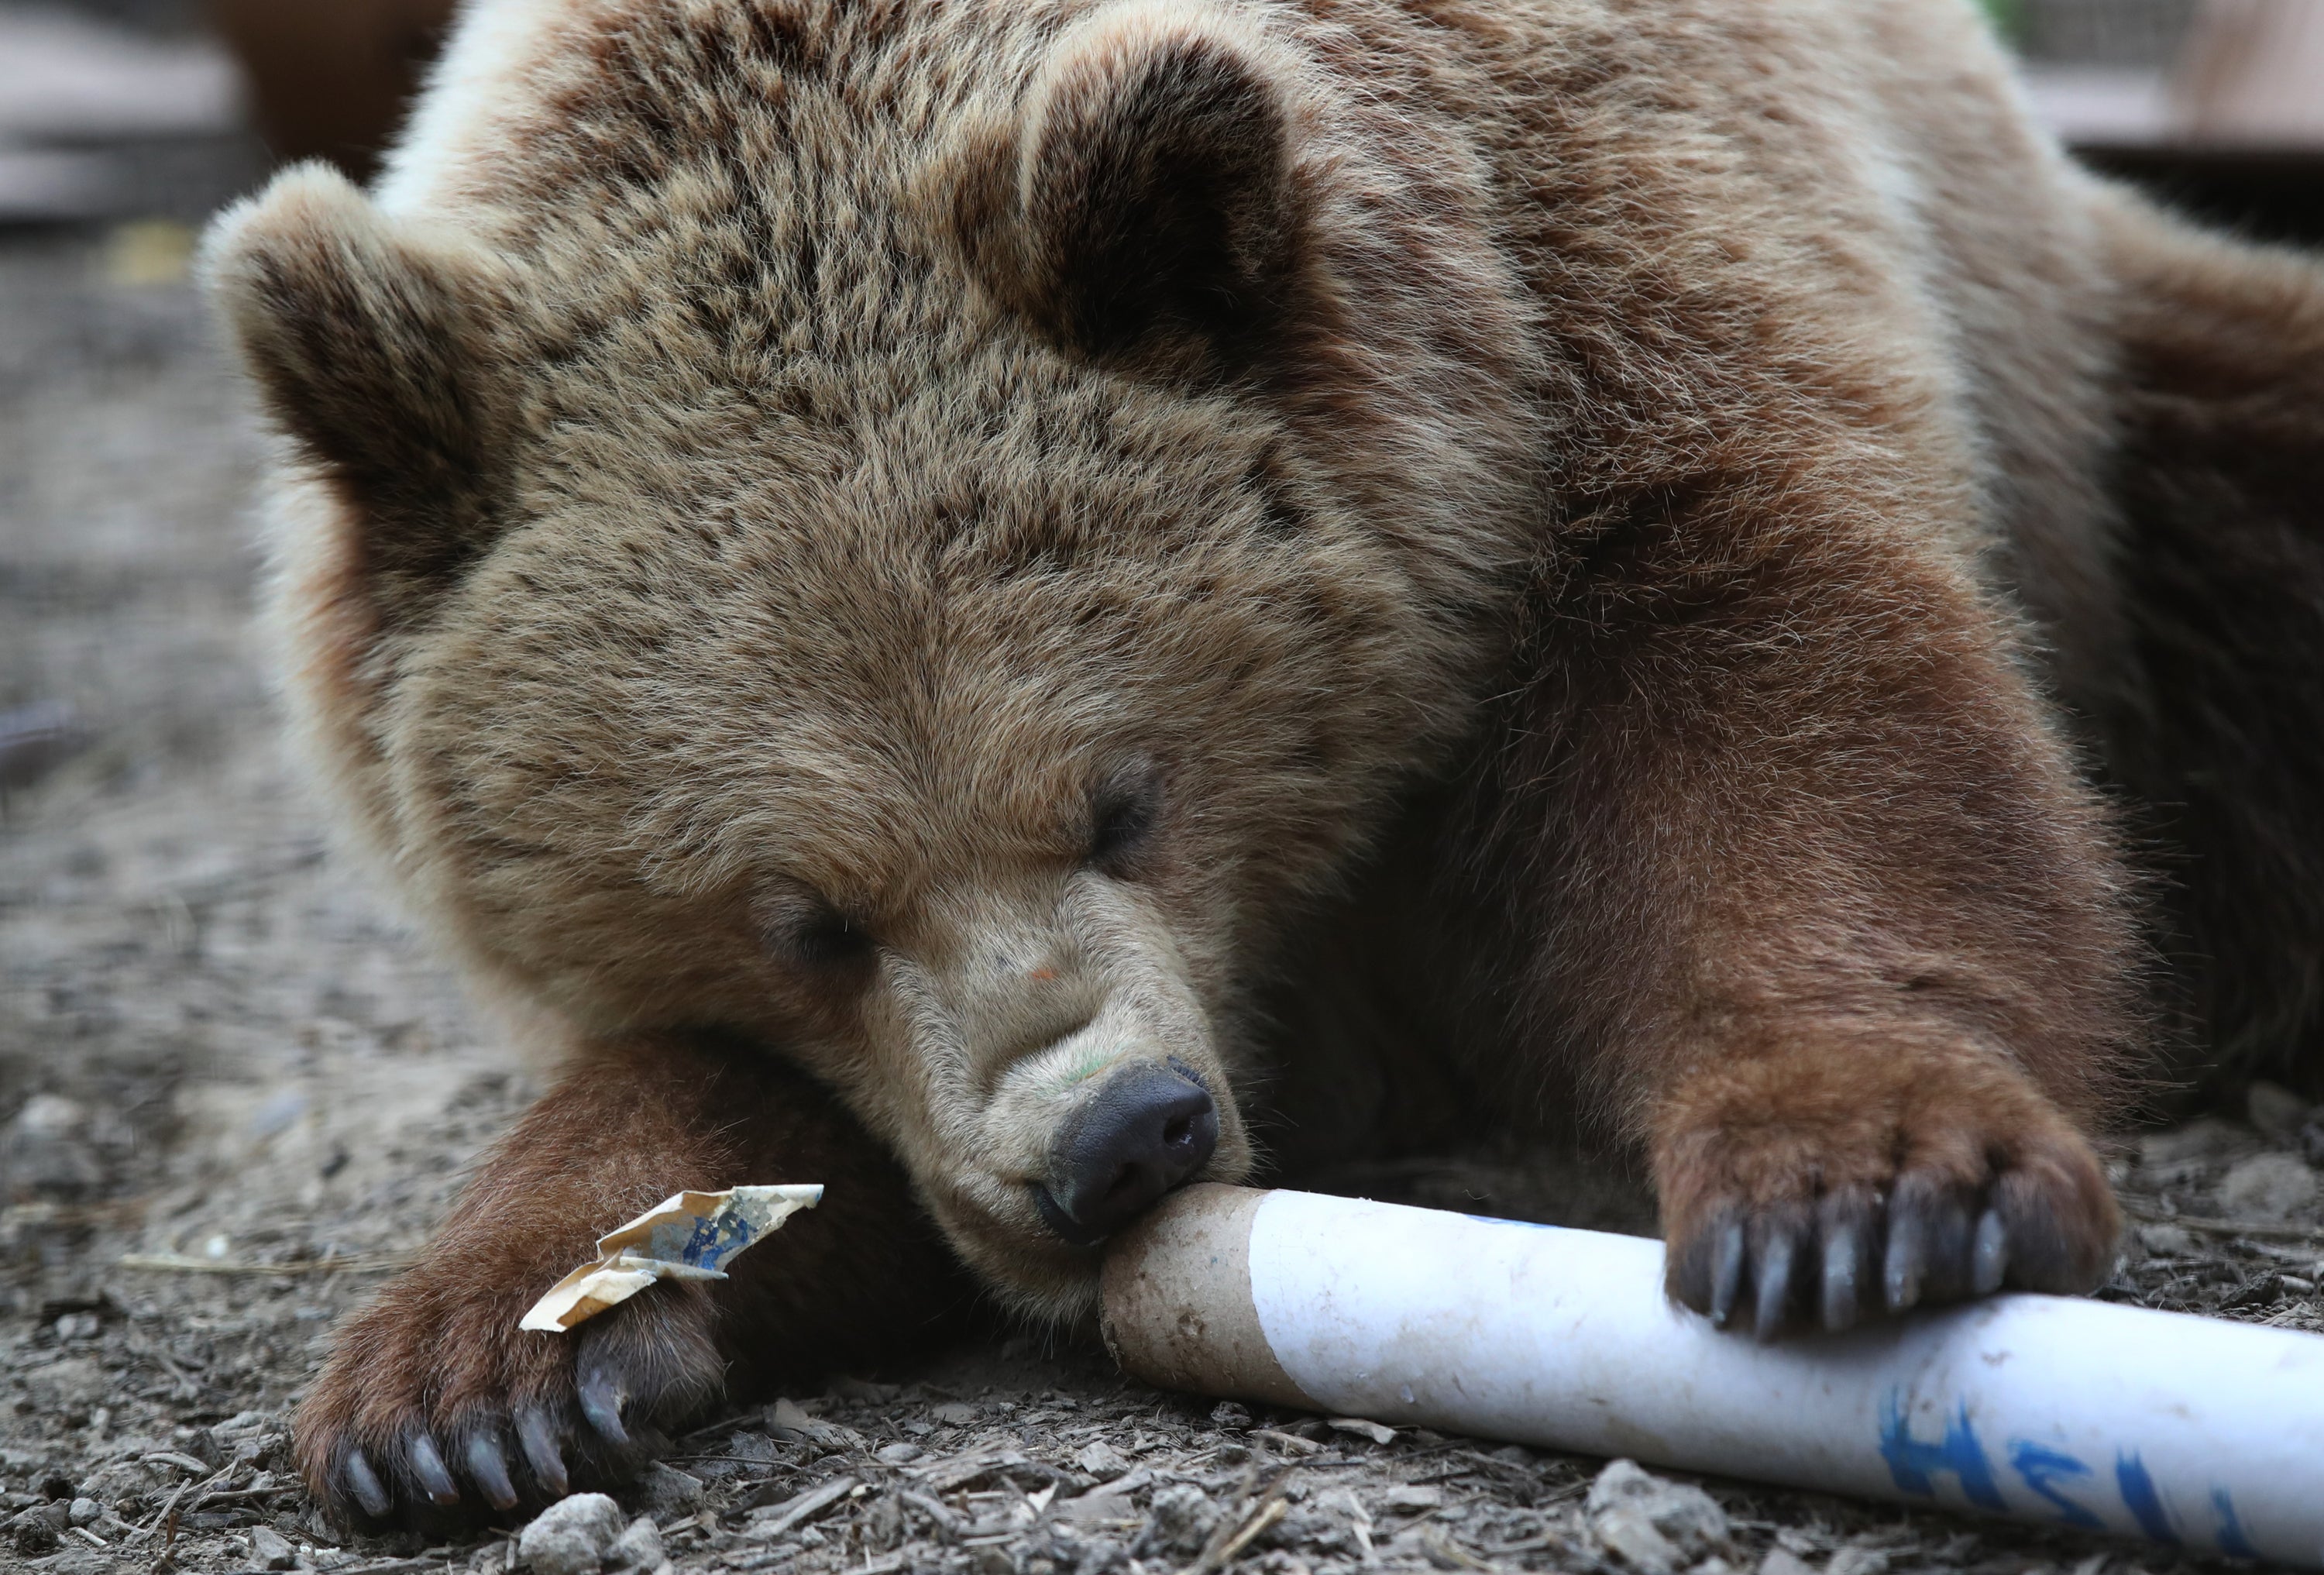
xmin=0 ymin=1 xmax=2322 ymax=233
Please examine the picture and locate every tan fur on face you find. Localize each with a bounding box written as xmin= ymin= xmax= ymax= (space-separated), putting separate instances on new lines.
xmin=207 ymin=0 xmax=1540 ymax=1317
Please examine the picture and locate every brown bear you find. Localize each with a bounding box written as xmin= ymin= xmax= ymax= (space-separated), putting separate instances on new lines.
xmin=201 ymin=0 xmax=2324 ymax=1528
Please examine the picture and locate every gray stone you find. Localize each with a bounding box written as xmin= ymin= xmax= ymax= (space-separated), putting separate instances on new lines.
xmin=875 ymin=1442 xmax=923 ymax=1466
xmin=607 ymin=1514 xmax=664 ymax=1571
xmin=1071 ymin=1440 xmax=1129 ymax=1480
xmin=765 ymin=1398 xmax=818 ymax=1441
xmin=1593 ymin=1503 xmax=1680 ymax=1573
xmin=248 ymin=1525 xmax=297 ymax=1570
xmin=518 ymin=1492 xmax=627 ymax=1575
xmin=633 ymin=1462 xmax=703 ymax=1512
xmin=1758 ymin=1553 xmax=1818 ymax=1575
xmin=1587 ymin=1460 xmax=1729 ymax=1564
xmin=2220 ymin=1151 xmax=2319 ymax=1220
xmin=25 ymin=1357 xmax=107 ymax=1412
xmin=2137 ymin=1221 xmax=2195 ymax=1257
xmin=762 ymin=1398 xmax=860 ymax=1450
xmin=6 ymin=1503 xmax=62 ymax=1556
xmin=0 ymin=1094 xmax=102 ymax=1198
xmin=2250 ymin=1081 xmax=2314 ymax=1145
xmin=1137 ymin=1484 xmax=1219 ymax=1560
xmin=67 ymin=1496 xmax=99 ymax=1526
xmin=2139 ymin=1117 xmax=2258 ymax=1177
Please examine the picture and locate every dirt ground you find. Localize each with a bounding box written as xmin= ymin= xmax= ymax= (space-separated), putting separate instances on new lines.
xmin=3 ymin=209 xmax=2323 ymax=1575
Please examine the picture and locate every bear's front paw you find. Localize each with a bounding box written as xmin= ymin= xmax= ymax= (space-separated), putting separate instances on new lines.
xmin=296 ymin=1268 xmax=724 ymax=1528
xmin=1655 ymin=1044 xmax=2119 ymax=1340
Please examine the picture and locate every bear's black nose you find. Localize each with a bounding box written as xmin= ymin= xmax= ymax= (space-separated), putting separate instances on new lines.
xmin=1035 ymin=1057 xmax=1218 ymax=1246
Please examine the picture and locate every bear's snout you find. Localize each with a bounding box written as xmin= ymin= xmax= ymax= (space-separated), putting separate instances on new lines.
xmin=1033 ymin=1057 xmax=1218 ymax=1246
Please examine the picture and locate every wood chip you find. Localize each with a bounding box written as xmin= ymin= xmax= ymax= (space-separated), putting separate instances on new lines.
xmin=1184 ymin=1467 xmax=1299 ymax=1575
xmin=748 ymin=1474 xmax=859 ymax=1539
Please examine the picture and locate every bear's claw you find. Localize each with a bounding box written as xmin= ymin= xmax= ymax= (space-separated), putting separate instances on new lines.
xmin=1682 ymin=1183 xmax=2053 ymax=1339
xmin=515 ymin=1402 xmax=571 ymax=1498
xmin=1659 ymin=1049 xmax=2121 ymax=1341
xmin=300 ymin=1278 xmax=724 ymax=1527
xmin=464 ymin=1431 xmax=520 ymax=1510
xmin=342 ymin=1447 xmax=390 ymax=1519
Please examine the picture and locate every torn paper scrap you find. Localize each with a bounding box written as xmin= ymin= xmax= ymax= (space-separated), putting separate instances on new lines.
xmin=520 ymin=1184 xmax=822 ymax=1333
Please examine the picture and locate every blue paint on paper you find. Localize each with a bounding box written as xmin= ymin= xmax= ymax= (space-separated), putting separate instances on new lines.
xmin=1879 ymin=1391 xmax=2005 ymax=1511
xmin=2212 ymin=1487 xmax=2257 ymax=1560
xmin=2114 ymin=1451 xmax=2179 ymax=1546
xmin=2007 ymin=1441 xmax=2102 ymax=1529
xmin=679 ymin=1208 xmax=759 ymax=1271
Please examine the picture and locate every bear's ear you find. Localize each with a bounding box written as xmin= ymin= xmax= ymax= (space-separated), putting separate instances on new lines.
xmin=202 ymin=163 xmax=513 ymax=614
xmin=999 ymin=2 xmax=1313 ymax=363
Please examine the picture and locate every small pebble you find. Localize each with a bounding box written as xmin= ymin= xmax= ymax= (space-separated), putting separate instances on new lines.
xmin=5 ymin=1503 xmax=64 ymax=1556
xmin=2220 ymin=1151 xmax=2319 ymax=1220
xmin=2139 ymin=1117 xmax=2256 ymax=1174
xmin=765 ymin=1398 xmax=818 ymax=1440
xmin=1138 ymin=1483 xmax=1219 ymax=1560
xmin=1071 ymin=1440 xmax=1129 ymax=1480
xmin=248 ymin=1525 xmax=297 ymax=1570
xmin=1593 ymin=1501 xmax=1680 ymax=1574
xmin=2137 ymin=1222 xmax=2195 ymax=1257
xmin=607 ymin=1514 xmax=664 ymax=1571
xmin=517 ymin=1492 xmax=626 ymax=1575
xmin=2248 ymin=1081 xmax=2312 ymax=1145
xmin=1587 ymin=1459 xmax=1729 ymax=1570
xmin=634 ymin=1461 xmax=703 ymax=1512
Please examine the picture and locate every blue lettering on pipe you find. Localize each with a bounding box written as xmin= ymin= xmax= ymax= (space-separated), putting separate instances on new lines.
xmin=2114 ymin=1451 xmax=2179 ymax=1546
xmin=2007 ymin=1441 xmax=2102 ymax=1529
xmin=1879 ymin=1392 xmax=2005 ymax=1511
xmin=2212 ymin=1487 xmax=2257 ymax=1560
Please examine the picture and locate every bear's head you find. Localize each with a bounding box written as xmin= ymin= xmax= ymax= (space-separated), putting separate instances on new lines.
xmin=205 ymin=0 xmax=1535 ymax=1315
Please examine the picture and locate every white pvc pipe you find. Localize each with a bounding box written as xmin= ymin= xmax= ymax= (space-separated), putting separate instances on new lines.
xmin=1101 ymin=1185 xmax=2324 ymax=1566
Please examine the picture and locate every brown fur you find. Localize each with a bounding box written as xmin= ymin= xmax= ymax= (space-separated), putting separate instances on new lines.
xmin=2095 ymin=196 xmax=2324 ymax=1092
xmin=199 ymin=0 xmax=2324 ymax=1525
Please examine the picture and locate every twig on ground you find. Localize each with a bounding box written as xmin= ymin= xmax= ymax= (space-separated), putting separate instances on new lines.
xmin=2122 ymin=1205 xmax=2324 ymax=1245
xmin=1184 ymin=1467 xmax=1298 ymax=1575
xmin=190 ymin=1483 xmax=299 ymax=1510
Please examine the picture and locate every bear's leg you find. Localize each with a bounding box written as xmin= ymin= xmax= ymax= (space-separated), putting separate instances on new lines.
xmin=296 ymin=1033 xmax=967 ymax=1527
xmin=2099 ymin=198 xmax=2324 ymax=1093
xmin=1445 ymin=487 xmax=2135 ymax=1339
